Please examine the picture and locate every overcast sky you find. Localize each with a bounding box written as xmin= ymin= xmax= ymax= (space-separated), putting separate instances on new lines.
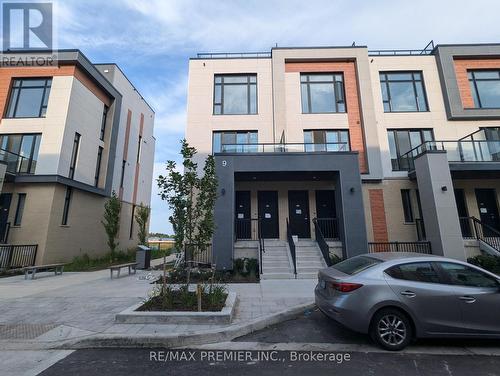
xmin=56 ymin=0 xmax=500 ymax=234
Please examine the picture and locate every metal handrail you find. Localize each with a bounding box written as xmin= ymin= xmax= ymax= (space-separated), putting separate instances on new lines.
xmin=196 ymin=52 xmax=271 ymax=59
xmin=368 ymin=40 xmax=434 ymax=56
xmin=234 ymin=218 xmax=264 ymax=274
xmin=313 ymin=218 xmax=333 ymax=266
xmin=219 ymin=142 xmax=350 ymax=153
xmin=286 ymin=219 xmax=297 ymax=276
xmin=184 ymin=243 xmax=213 ymax=267
xmin=461 ymin=216 xmax=500 ymax=252
xmin=0 ymin=244 xmax=38 ymax=270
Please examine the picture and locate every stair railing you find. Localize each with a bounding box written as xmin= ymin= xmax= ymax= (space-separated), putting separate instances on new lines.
xmin=286 ymin=218 xmax=297 ymax=276
xmin=313 ymin=218 xmax=333 ymax=266
xmin=469 ymin=216 xmax=500 ymax=253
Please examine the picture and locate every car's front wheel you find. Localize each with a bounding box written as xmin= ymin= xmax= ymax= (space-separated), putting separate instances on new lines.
xmin=370 ymin=308 xmax=412 ymax=351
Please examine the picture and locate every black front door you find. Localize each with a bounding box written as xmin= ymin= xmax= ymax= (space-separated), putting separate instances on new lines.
xmin=0 ymin=193 xmax=12 ymax=243
xmin=454 ymin=189 xmax=471 ymax=237
xmin=235 ymin=191 xmax=251 ymax=239
xmin=258 ymin=191 xmax=279 ymax=239
xmin=315 ymin=190 xmax=337 ymax=238
xmin=288 ymin=190 xmax=310 ymax=238
xmin=475 ymin=189 xmax=500 ymax=235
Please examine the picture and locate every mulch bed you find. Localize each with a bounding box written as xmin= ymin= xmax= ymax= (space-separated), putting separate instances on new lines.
xmin=137 ymin=290 xmax=227 ymax=312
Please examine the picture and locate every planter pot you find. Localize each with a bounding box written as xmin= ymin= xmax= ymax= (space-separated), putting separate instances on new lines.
xmin=115 ymin=292 xmax=237 ymax=324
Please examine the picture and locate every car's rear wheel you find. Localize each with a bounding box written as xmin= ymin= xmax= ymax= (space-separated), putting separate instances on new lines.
xmin=370 ymin=308 xmax=412 ymax=351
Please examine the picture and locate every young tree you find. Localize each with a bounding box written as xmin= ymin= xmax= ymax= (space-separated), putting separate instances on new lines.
xmin=157 ymin=139 xmax=218 ymax=253
xmin=135 ymin=204 xmax=150 ymax=245
xmin=102 ymin=191 xmax=121 ymax=258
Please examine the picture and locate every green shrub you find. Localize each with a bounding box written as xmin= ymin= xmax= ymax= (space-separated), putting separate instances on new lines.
xmin=468 ymin=254 xmax=500 ymax=275
xmin=329 ymin=254 xmax=343 ymax=265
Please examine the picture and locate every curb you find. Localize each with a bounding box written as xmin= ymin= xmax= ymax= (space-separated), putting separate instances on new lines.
xmin=57 ymin=302 xmax=316 ymax=349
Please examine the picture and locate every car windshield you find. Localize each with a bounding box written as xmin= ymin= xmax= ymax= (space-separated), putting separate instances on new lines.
xmin=333 ymin=256 xmax=382 ymax=275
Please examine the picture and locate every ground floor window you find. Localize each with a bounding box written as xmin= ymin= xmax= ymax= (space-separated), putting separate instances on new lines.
xmin=400 ymin=189 xmax=414 ymax=223
xmin=62 ymin=187 xmax=72 ymax=225
xmin=14 ymin=193 xmax=26 ymax=226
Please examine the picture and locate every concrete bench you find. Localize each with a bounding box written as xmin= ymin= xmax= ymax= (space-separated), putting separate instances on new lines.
xmin=24 ymin=263 xmax=65 ymax=280
xmin=109 ymin=262 xmax=138 ymax=279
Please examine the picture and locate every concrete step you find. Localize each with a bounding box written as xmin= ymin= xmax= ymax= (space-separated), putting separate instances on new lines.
xmin=297 ymin=266 xmax=325 ymax=273
xmin=261 ymin=273 xmax=296 ymax=280
xmin=263 ymin=267 xmax=292 ymax=274
xmin=264 ymin=261 xmax=290 ymax=268
xmin=297 ymin=273 xmax=318 ymax=279
xmin=297 ymin=262 xmax=325 ymax=268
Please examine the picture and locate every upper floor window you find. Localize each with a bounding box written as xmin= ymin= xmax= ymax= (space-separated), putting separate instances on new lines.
xmin=0 ymin=133 xmax=41 ymax=174
xmin=100 ymin=105 xmax=109 ymax=141
xmin=468 ymin=70 xmax=500 ymax=109
xmin=387 ymin=129 xmax=434 ymax=171
xmin=213 ymin=74 xmax=257 ymax=115
xmin=304 ymin=129 xmax=350 ymax=152
xmin=212 ymin=131 xmax=257 ymax=153
xmin=301 ymin=73 xmax=345 ymax=113
xmin=6 ymin=78 xmax=52 ymax=118
xmin=380 ymin=72 xmax=428 ymax=112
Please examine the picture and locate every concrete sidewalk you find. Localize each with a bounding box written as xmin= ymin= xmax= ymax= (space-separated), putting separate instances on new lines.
xmin=0 ymin=263 xmax=315 ymax=350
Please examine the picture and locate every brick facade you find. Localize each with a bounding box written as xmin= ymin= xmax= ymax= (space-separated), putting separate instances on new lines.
xmin=369 ymin=189 xmax=388 ymax=243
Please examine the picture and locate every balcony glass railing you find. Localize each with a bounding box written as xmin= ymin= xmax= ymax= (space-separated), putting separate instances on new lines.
xmin=218 ymin=142 xmax=350 ymax=154
xmin=0 ymin=148 xmax=35 ymax=174
xmin=398 ymin=140 xmax=500 ymax=171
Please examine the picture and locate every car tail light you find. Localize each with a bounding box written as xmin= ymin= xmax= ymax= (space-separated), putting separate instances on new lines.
xmin=329 ymin=281 xmax=363 ymax=292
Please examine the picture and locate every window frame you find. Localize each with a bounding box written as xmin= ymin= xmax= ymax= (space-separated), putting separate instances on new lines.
xmin=94 ymin=146 xmax=103 ymax=187
xmin=120 ymin=160 xmax=126 ymax=188
xmin=300 ymin=73 xmax=346 ymax=114
xmin=468 ymin=70 xmax=500 ymax=109
xmin=387 ymin=128 xmax=435 ymax=171
xmin=5 ymin=78 xmax=52 ymax=118
xmin=303 ymin=129 xmax=351 ymax=151
xmin=69 ymin=133 xmax=81 ymax=180
xmin=13 ymin=193 xmax=26 ymax=226
xmin=212 ymin=130 xmax=258 ymax=153
xmin=100 ymin=105 xmax=109 ymax=141
xmin=0 ymin=133 xmax=42 ymax=174
xmin=400 ymin=189 xmax=414 ymax=223
xmin=213 ymin=74 xmax=258 ymax=115
xmin=62 ymin=187 xmax=72 ymax=226
xmin=379 ymin=71 xmax=429 ymax=113
xmin=129 ymin=205 xmax=135 ymax=239
xmin=136 ymin=135 xmax=142 ymax=163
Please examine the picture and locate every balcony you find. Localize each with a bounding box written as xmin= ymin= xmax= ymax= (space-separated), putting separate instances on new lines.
xmin=398 ymin=140 xmax=500 ymax=173
xmin=0 ymin=148 xmax=36 ymax=175
xmin=218 ymin=142 xmax=350 ymax=154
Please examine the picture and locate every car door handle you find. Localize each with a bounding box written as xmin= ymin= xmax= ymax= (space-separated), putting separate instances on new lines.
xmin=400 ymin=291 xmax=416 ymax=298
xmin=459 ymin=296 xmax=476 ymax=303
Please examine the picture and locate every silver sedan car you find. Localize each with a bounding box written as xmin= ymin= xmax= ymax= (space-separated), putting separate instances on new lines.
xmin=315 ymin=252 xmax=500 ymax=350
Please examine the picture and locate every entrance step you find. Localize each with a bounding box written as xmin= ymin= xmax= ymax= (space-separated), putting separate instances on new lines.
xmin=261 ymin=272 xmax=296 ymax=280
xmin=260 ymin=241 xmax=294 ymax=280
xmin=295 ymin=240 xmax=327 ymax=279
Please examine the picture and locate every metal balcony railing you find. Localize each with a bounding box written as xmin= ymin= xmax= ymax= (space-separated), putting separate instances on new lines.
xmin=398 ymin=140 xmax=500 ymax=171
xmin=218 ymin=142 xmax=350 ymax=154
xmin=0 ymin=148 xmax=36 ymax=175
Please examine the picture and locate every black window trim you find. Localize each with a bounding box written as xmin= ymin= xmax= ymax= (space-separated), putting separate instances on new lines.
xmin=303 ymin=129 xmax=351 ymax=151
xmin=212 ymin=130 xmax=258 ymax=153
xmin=213 ymin=73 xmax=258 ymax=115
xmin=13 ymin=193 xmax=26 ymax=227
xmin=62 ymin=187 xmax=72 ymax=226
xmin=129 ymin=205 xmax=135 ymax=239
xmin=300 ymin=72 xmax=346 ymax=114
xmin=468 ymin=69 xmax=500 ymax=109
xmin=100 ymin=105 xmax=109 ymax=141
xmin=94 ymin=146 xmax=103 ymax=187
xmin=401 ymin=189 xmax=414 ymax=223
xmin=120 ymin=160 xmax=126 ymax=189
xmin=388 ymin=128 xmax=435 ymax=171
xmin=69 ymin=132 xmax=81 ymax=180
xmin=0 ymin=133 xmax=42 ymax=174
xmin=379 ymin=71 xmax=429 ymax=113
xmin=5 ymin=77 xmax=52 ymax=119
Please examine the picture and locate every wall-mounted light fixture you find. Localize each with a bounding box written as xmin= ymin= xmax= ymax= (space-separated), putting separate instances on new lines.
xmin=221 ymin=188 xmax=226 ymax=196
xmin=441 ymin=186 xmax=448 ymax=192
xmin=350 ymin=187 xmax=355 ymax=193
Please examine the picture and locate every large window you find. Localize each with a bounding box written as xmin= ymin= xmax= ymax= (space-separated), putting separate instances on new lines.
xmin=300 ymin=73 xmax=345 ymax=113
xmin=304 ymin=129 xmax=350 ymax=152
xmin=380 ymin=72 xmax=428 ymax=112
xmin=6 ymin=78 xmax=52 ymax=118
xmin=212 ymin=131 xmax=258 ymax=153
xmin=69 ymin=133 xmax=81 ymax=179
xmin=213 ymin=74 xmax=257 ymax=115
xmin=387 ymin=129 xmax=434 ymax=170
xmin=468 ymin=70 xmax=500 ymax=109
xmin=0 ymin=133 xmax=41 ymax=174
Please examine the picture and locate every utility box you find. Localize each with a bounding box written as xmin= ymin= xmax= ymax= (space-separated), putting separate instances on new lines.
xmin=136 ymin=245 xmax=151 ymax=269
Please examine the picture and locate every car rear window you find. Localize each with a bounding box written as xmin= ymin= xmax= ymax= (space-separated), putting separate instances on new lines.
xmin=333 ymin=256 xmax=382 ymax=275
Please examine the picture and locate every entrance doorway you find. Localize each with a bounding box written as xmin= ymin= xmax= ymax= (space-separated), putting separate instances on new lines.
xmin=475 ymin=189 xmax=500 ymax=235
xmin=258 ymin=191 xmax=279 ymax=239
xmin=315 ymin=190 xmax=337 ymax=238
xmin=0 ymin=193 xmax=12 ymax=243
xmin=235 ymin=191 xmax=251 ymax=239
xmin=288 ymin=190 xmax=311 ymax=238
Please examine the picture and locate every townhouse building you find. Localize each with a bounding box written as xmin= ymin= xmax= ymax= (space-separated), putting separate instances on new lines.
xmin=186 ymin=42 xmax=500 ymax=278
xmin=0 ymin=50 xmax=155 ymax=267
